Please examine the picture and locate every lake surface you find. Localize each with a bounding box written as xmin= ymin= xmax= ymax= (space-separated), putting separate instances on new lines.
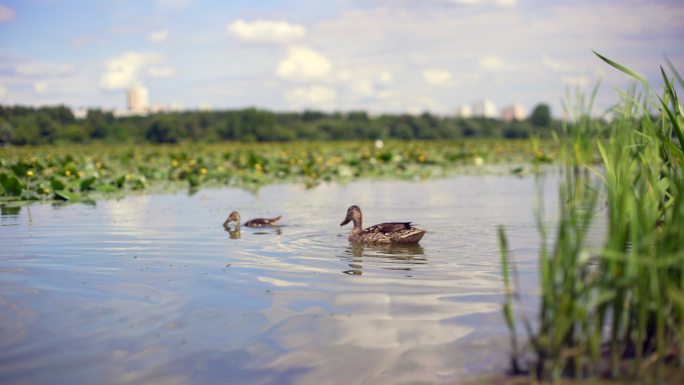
xmin=0 ymin=173 xmax=586 ymax=385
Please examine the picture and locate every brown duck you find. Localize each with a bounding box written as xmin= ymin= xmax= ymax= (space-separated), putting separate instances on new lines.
xmin=223 ymin=211 xmax=282 ymax=228
xmin=340 ymin=205 xmax=426 ymax=244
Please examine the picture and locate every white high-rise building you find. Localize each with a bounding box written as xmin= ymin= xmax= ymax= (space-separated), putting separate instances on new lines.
xmin=127 ymin=84 xmax=149 ymax=113
xmin=472 ymin=99 xmax=497 ymax=118
xmin=454 ymin=105 xmax=472 ymax=118
xmin=500 ymin=104 xmax=525 ymax=122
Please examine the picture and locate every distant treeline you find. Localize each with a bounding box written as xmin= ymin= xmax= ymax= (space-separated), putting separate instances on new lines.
xmin=0 ymin=104 xmax=558 ymax=145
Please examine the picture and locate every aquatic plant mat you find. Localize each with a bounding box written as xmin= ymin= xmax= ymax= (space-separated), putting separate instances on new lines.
xmin=0 ymin=139 xmax=553 ymax=203
xmin=498 ymin=55 xmax=684 ymax=382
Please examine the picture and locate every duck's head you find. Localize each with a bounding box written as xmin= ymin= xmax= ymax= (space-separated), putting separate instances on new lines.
xmin=223 ymin=211 xmax=241 ymax=227
xmin=340 ymin=205 xmax=362 ymax=226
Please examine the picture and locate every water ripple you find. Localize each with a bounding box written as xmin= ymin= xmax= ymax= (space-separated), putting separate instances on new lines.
xmin=0 ymin=174 xmax=597 ymax=385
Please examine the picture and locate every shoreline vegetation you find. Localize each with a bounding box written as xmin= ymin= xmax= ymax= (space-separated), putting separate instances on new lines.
xmin=0 ymin=103 xmax=557 ymax=145
xmin=498 ymin=54 xmax=683 ymax=383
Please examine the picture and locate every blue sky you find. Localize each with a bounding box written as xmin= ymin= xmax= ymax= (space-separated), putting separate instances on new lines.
xmin=0 ymin=0 xmax=682 ymax=116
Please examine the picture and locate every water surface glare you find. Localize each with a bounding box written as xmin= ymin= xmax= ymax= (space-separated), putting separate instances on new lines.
xmin=1 ymin=175 xmax=564 ymax=385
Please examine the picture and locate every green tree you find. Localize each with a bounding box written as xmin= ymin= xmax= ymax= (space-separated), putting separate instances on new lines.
xmin=86 ymin=109 xmax=114 ymax=139
xmin=503 ymin=122 xmax=531 ymax=138
xmin=0 ymin=120 xmax=14 ymax=145
xmin=46 ymin=105 xmax=75 ymax=124
xmin=57 ymin=123 xmax=89 ymax=143
xmin=529 ymin=103 xmax=551 ymax=127
xmin=347 ymin=111 xmax=369 ymax=122
xmin=145 ymin=119 xmax=180 ymax=143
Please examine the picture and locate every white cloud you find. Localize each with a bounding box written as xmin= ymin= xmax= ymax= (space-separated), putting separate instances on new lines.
xmin=276 ymin=46 xmax=332 ymax=82
xmin=34 ymin=82 xmax=48 ymax=94
xmin=148 ymin=66 xmax=175 ymax=78
xmin=155 ymin=0 xmax=191 ymax=10
xmin=72 ymin=36 xmax=99 ymax=48
xmin=0 ymin=3 xmax=15 ymax=23
xmin=336 ymin=69 xmax=395 ymax=97
xmin=407 ymin=95 xmax=446 ymax=115
xmin=422 ymin=69 xmax=451 ymax=86
xmin=356 ymin=81 xmax=393 ymax=98
xmin=443 ymin=0 xmax=484 ymax=5
xmin=15 ymin=63 xmax=75 ymax=77
xmin=479 ymin=54 xmax=505 ymax=71
xmin=495 ymin=0 xmax=517 ymax=6
xmin=336 ymin=69 xmax=352 ymax=82
xmin=542 ymin=54 xmax=573 ymax=72
xmin=350 ymin=79 xmax=376 ymax=96
xmin=100 ymin=51 xmax=164 ymax=90
xmin=561 ymin=75 xmax=589 ymax=88
xmin=148 ymin=30 xmax=168 ymax=43
xmin=285 ymin=85 xmax=337 ymax=110
xmin=0 ymin=83 xmax=6 ymax=98
xmin=378 ymin=71 xmax=394 ymax=85
xmin=227 ymin=19 xmax=305 ymax=44
xmin=442 ymin=0 xmax=516 ymax=6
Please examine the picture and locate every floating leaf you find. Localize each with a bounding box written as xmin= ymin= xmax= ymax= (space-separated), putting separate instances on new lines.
xmin=80 ymin=176 xmax=97 ymax=191
xmin=0 ymin=173 xmax=24 ymax=196
xmin=95 ymin=184 xmax=118 ymax=193
xmin=50 ymin=176 xmax=66 ymax=191
xmin=54 ymin=190 xmax=82 ymax=201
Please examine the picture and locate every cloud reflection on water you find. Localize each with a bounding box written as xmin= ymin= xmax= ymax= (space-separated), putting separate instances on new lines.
xmin=0 ymin=175 xmax=575 ymax=384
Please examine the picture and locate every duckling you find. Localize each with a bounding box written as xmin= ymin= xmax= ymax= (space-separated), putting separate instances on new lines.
xmin=223 ymin=211 xmax=282 ymax=228
xmin=225 ymin=227 xmax=241 ymax=239
xmin=340 ymin=205 xmax=425 ymax=244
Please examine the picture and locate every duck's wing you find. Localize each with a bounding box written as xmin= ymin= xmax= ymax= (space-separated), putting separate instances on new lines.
xmin=244 ymin=215 xmax=282 ymax=227
xmin=365 ymin=222 xmax=412 ymax=234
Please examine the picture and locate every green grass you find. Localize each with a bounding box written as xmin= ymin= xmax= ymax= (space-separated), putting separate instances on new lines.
xmin=0 ymin=139 xmax=554 ymax=203
xmin=499 ymin=55 xmax=684 ymax=382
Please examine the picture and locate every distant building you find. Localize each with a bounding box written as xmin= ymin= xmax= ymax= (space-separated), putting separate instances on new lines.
xmin=500 ymin=103 xmax=525 ymax=122
xmin=150 ymin=103 xmax=168 ymax=114
xmin=472 ymin=99 xmax=497 ymax=118
xmin=197 ymin=103 xmax=213 ymax=111
xmin=127 ymin=84 xmax=149 ymax=114
xmin=72 ymin=108 xmax=88 ymax=120
xmin=454 ymin=105 xmax=472 ymax=118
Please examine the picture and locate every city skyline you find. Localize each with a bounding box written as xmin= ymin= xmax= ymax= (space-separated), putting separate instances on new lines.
xmin=0 ymin=0 xmax=682 ymax=116
xmin=103 ymin=84 xmax=532 ymax=120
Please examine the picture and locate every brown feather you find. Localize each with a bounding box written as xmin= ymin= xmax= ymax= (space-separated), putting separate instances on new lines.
xmin=244 ymin=215 xmax=282 ymax=227
xmin=365 ymin=222 xmax=412 ymax=234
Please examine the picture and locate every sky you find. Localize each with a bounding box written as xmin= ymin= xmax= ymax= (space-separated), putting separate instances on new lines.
xmin=0 ymin=0 xmax=683 ymax=116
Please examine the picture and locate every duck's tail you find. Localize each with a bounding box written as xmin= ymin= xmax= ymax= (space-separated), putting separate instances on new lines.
xmin=398 ymin=227 xmax=426 ymax=243
xmin=268 ymin=215 xmax=282 ymax=225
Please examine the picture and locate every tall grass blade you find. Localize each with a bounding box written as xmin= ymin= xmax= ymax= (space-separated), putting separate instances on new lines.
xmin=592 ymin=50 xmax=647 ymax=84
xmin=665 ymin=56 xmax=684 ymax=89
xmin=498 ymin=225 xmax=523 ymax=374
xmin=658 ymin=96 xmax=684 ymax=153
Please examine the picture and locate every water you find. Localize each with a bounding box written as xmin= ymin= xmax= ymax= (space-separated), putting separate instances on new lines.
xmin=1 ymin=174 xmax=571 ymax=385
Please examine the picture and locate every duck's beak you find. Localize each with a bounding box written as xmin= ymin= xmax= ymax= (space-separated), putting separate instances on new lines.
xmin=340 ymin=212 xmax=352 ymax=226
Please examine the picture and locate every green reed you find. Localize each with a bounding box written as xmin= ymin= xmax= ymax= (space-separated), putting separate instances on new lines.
xmin=499 ymin=54 xmax=684 ymax=382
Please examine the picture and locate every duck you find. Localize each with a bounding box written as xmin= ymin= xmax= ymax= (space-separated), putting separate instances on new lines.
xmin=339 ymin=205 xmax=426 ymax=244
xmin=223 ymin=211 xmax=282 ymax=228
